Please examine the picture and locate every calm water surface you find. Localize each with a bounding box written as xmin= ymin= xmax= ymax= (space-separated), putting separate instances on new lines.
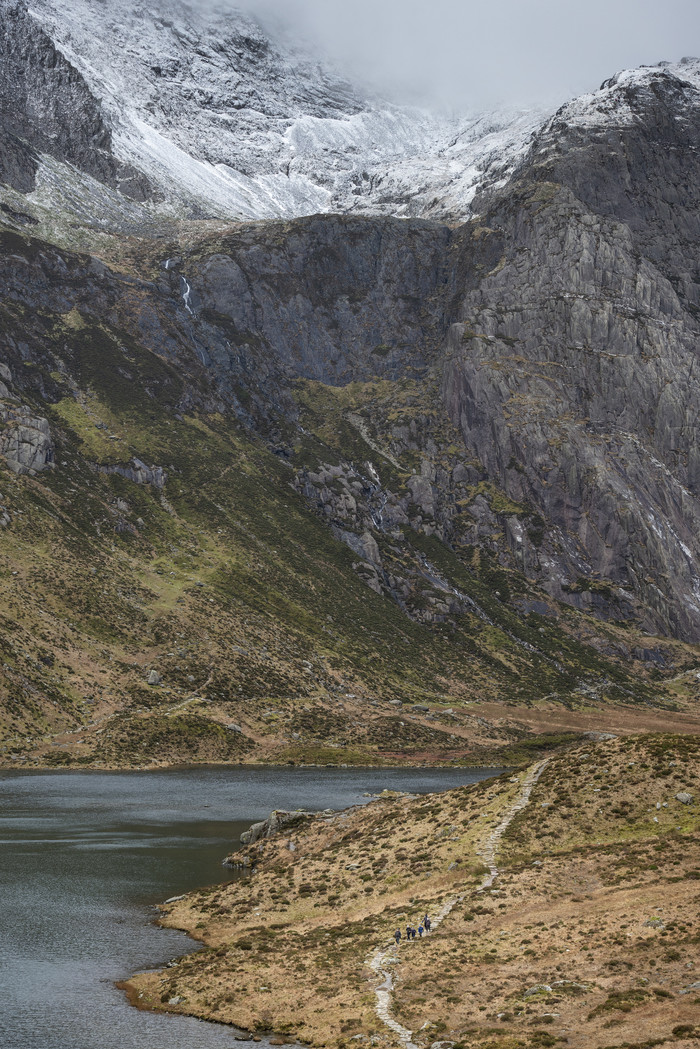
xmin=0 ymin=765 xmax=503 ymax=1049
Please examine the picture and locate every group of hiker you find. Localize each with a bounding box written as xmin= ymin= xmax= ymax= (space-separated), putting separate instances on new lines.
xmin=394 ymin=914 xmax=431 ymax=944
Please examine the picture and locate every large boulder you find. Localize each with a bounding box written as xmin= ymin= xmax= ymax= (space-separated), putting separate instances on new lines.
xmin=239 ymin=809 xmax=312 ymax=845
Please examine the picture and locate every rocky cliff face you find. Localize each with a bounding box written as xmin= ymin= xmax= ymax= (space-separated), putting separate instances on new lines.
xmin=185 ymin=215 xmax=452 ymax=384
xmin=3 ymin=179 xmax=699 ymax=648
xmin=439 ymin=62 xmax=700 ymax=640
xmin=132 ymin=61 xmax=700 ymax=643
xmin=1 ymin=2 xmax=699 ymax=763
xmin=0 ymin=1 xmax=153 ymax=199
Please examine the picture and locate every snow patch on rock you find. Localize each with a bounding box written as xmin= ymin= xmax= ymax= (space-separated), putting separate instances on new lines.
xmin=26 ymin=0 xmax=544 ymax=221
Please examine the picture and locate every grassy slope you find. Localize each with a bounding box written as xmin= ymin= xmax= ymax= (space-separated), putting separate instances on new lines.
xmin=126 ymin=734 xmax=700 ymax=1049
xmin=1 ymin=227 xmax=699 ymax=767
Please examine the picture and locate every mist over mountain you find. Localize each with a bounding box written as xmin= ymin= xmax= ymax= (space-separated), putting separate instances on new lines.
xmin=4 ymin=0 xmax=548 ymax=222
xmin=241 ymin=0 xmax=700 ymax=109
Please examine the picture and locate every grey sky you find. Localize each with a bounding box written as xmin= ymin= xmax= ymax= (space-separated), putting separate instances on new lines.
xmin=240 ymin=0 xmax=699 ymax=109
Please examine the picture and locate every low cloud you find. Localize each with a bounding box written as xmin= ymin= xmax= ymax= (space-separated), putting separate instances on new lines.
xmin=237 ymin=0 xmax=699 ymax=110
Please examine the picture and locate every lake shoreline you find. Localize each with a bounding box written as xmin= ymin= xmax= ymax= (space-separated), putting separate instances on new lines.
xmin=116 ymin=972 xmax=294 ymax=1042
xmin=3 ymin=764 xmax=497 ymax=1049
xmin=119 ymin=737 xmax=700 ymax=1049
xmin=120 ymin=768 xmax=509 ymax=1043
xmin=0 ymin=758 xmax=517 ymax=773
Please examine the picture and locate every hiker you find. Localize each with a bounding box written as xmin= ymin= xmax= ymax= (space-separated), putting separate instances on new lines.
xmin=394 ymin=929 xmax=401 ymax=944
xmin=406 ymin=924 xmax=412 ymax=941
xmin=418 ymin=924 xmax=424 ymax=937
xmin=424 ymin=914 xmax=431 ymax=931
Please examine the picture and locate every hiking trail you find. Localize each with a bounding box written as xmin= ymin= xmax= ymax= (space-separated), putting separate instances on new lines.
xmin=367 ymin=759 xmax=550 ymax=1048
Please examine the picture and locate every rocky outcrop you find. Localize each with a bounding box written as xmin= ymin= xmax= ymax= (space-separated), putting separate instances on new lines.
xmin=0 ymin=402 xmax=54 ymax=474
xmin=239 ymin=809 xmax=313 ymax=846
xmin=0 ymin=0 xmax=153 ymax=199
xmin=0 ymin=127 xmax=38 ymax=195
xmin=94 ymin=458 xmax=167 ymax=488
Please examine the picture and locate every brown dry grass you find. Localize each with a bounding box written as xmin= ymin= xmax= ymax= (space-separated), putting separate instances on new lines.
xmin=124 ymin=734 xmax=700 ymax=1049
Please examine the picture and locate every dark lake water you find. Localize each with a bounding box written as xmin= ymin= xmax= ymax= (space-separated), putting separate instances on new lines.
xmin=0 ymin=765 xmax=503 ymax=1049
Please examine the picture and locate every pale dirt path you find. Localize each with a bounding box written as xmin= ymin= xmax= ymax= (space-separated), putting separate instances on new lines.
xmin=367 ymin=759 xmax=550 ymax=1048
xmin=476 ymin=758 xmax=549 ymax=891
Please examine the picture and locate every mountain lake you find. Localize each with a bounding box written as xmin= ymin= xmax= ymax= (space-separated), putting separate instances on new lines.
xmin=0 ymin=765 xmax=505 ymax=1049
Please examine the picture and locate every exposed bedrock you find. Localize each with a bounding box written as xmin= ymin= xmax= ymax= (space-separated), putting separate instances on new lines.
xmin=524 ymin=63 xmax=700 ymax=305
xmin=0 ymin=0 xmax=153 ymax=199
xmin=0 ymin=403 xmax=54 ymax=473
xmin=441 ymin=98 xmax=700 ymax=640
xmin=189 ymin=214 xmax=453 ymax=385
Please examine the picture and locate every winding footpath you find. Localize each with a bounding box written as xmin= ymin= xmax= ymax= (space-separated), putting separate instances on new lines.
xmin=367 ymin=759 xmax=550 ymax=1048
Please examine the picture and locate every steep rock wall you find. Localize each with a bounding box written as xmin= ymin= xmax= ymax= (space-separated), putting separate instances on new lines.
xmin=440 ymin=68 xmax=700 ymax=639
xmin=185 ymin=215 xmax=453 ymax=385
xmin=0 ymin=0 xmax=153 ymax=199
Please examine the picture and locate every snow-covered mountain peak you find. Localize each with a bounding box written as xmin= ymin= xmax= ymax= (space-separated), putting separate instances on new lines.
xmin=19 ymin=0 xmax=545 ymax=222
xmin=8 ymin=1 xmax=695 ymax=228
xmin=545 ymin=57 xmax=700 ymax=134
